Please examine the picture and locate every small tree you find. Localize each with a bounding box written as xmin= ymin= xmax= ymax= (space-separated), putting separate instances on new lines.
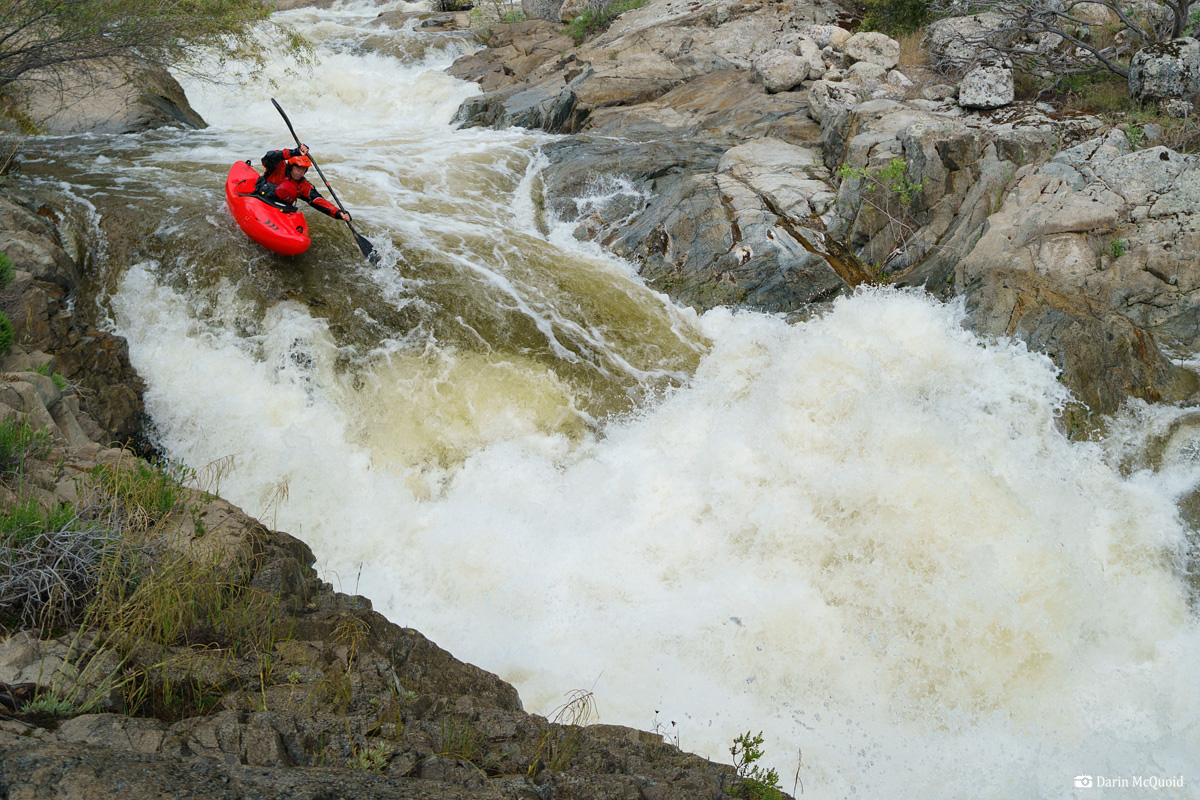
xmin=0 ymin=0 xmax=292 ymax=92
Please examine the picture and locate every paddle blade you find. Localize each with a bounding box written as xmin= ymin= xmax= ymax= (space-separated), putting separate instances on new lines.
xmin=354 ymin=231 xmax=380 ymax=265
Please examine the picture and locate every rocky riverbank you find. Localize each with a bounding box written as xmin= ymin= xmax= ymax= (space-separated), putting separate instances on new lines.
xmin=447 ymin=2 xmax=1200 ymax=434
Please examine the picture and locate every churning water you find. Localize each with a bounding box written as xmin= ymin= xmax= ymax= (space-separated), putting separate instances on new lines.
xmin=11 ymin=1 xmax=1200 ymax=796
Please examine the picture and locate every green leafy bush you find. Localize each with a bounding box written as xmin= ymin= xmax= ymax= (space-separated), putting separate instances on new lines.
xmin=468 ymin=0 xmax=526 ymax=30
xmin=728 ymin=731 xmax=783 ymax=800
xmin=0 ymin=312 xmax=12 ymax=357
xmin=0 ymin=0 xmax=286 ymax=92
xmin=21 ymin=692 xmax=80 ymax=717
xmin=836 ymin=157 xmax=928 ymax=205
xmin=0 ymin=417 xmax=53 ymax=479
xmin=0 ymin=252 xmax=14 ymax=288
xmin=0 ymin=498 xmax=78 ymax=545
xmin=33 ymin=361 xmax=69 ymax=391
xmin=859 ymin=0 xmax=930 ymax=34
xmin=568 ymin=0 xmax=648 ymax=44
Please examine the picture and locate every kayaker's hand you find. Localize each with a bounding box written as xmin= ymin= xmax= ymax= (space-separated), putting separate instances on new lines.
xmin=337 ymin=210 xmax=352 ymax=222
xmin=297 ymin=143 xmax=309 ymax=156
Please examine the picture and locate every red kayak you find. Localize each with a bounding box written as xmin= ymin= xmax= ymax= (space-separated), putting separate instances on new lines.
xmin=225 ymin=161 xmax=311 ymax=256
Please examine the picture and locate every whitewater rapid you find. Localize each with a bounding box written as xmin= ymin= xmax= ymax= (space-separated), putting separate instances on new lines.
xmin=14 ymin=0 xmax=1198 ymax=796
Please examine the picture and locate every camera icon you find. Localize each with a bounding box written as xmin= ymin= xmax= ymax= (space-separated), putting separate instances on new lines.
xmin=1075 ymin=776 xmax=1094 ymax=788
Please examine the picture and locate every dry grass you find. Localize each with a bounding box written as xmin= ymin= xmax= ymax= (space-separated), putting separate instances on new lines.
xmin=2 ymin=437 xmax=287 ymax=722
xmin=897 ymin=30 xmax=929 ymax=70
xmin=528 ymin=689 xmax=597 ymax=777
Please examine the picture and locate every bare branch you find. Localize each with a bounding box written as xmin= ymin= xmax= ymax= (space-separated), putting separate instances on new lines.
xmin=0 ymin=0 xmax=276 ymax=92
xmin=925 ymin=0 xmax=1194 ymax=85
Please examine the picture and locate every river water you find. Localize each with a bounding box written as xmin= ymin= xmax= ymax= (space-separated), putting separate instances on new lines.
xmin=10 ymin=1 xmax=1200 ymax=796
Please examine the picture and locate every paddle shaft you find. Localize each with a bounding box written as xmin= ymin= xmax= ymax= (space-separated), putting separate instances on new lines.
xmin=271 ymin=98 xmax=377 ymax=263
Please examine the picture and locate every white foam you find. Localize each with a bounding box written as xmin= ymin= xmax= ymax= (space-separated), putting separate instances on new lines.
xmin=113 ymin=263 xmax=1200 ymax=796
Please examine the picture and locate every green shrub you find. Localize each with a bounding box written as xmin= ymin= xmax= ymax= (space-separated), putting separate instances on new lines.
xmin=0 ymin=252 xmax=14 ymax=288
xmin=568 ymin=0 xmax=648 ymax=44
xmin=21 ymin=692 xmax=80 ymax=717
xmin=859 ymin=0 xmax=930 ymax=35
xmin=468 ymin=0 xmax=526 ymax=30
xmin=728 ymin=732 xmax=783 ymax=800
xmin=0 ymin=498 xmax=78 ymax=545
xmin=0 ymin=311 xmax=12 ymax=357
xmin=33 ymin=361 xmax=69 ymax=391
xmin=0 ymin=417 xmax=53 ymax=479
xmin=837 ymin=157 xmax=927 ymax=205
xmin=89 ymin=460 xmax=189 ymax=531
xmin=349 ymin=741 xmax=392 ymax=772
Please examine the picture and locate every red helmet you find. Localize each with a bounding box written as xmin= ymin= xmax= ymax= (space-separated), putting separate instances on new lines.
xmin=287 ymin=154 xmax=312 ymax=169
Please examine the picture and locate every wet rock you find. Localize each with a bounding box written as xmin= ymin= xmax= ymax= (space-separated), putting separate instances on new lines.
xmin=950 ymin=131 xmax=1200 ymax=415
xmin=964 ymin=268 xmax=1197 ymax=416
xmin=0 ymin=198 xmax=80 ymax=290
xmin=0 ymin=198 xmax=145 ymax=445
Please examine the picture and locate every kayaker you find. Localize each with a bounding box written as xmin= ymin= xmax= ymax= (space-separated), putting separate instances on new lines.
xmin=255 ymin=143 xmax=351 ymax=221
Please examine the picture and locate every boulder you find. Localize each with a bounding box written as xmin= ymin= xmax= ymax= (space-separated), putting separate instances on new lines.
xmin=807 ymin=79 xmax=867 ymax=123
xmin=10 ymin=61 xmax=205 ymax=135
xmin=798 ymin=23 xmax=852 ymax=49
xmin=846 ymin=60 xmax=889 ymax=86
xmin=950 ymin=132 xmax=1200 ymax=414
xmin=843 ymin=31 xmax=901 ymax=70
xmin=1067 ymin=0 xmax=1119 ymax=25
xmin=558 ymin=0 xmax=586 ymax=22
xmin=1129 ymin=38 xmax=1200 ymax=102
xmin=1163 ymin=98 xmax=1195 ymax=117
xmin=958 ymin=60 xmax=1015 ymax=109
xmin=920 ymin=83 xmax=958 ymax=101
xmin=754 ymin=49 xmax=815 ymax=93
xmin=523 ymin=0 xmax=565 ymax=21
xmin=924 ymin=13 xmax=1011 ymax=70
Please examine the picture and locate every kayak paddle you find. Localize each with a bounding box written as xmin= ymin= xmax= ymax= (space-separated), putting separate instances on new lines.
xmin=271 ymin=98 xmax=380 ymax=265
